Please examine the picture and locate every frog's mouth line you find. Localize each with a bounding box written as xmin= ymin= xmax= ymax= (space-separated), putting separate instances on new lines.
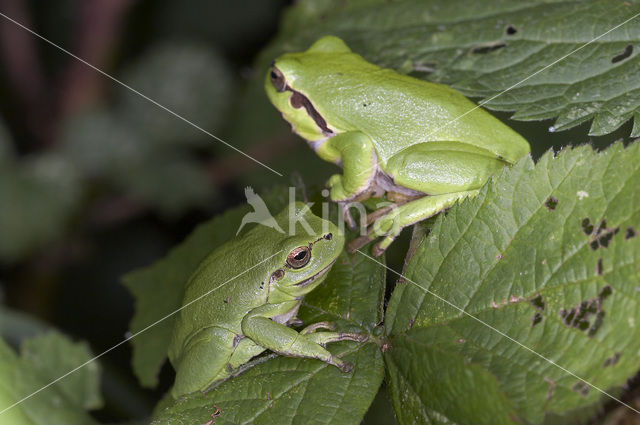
xmin=293 ymin=259 xmax=336 ymax=287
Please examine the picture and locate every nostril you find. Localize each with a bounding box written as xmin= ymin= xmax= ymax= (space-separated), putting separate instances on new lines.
xmin=324 ymin=233 xmax=333 ymax=240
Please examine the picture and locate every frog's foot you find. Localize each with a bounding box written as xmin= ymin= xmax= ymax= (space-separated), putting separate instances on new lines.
xmin=300 ymin=321 xmax=335 ymax=334
xmin=346 ymin=233 xmax=374 ymax=254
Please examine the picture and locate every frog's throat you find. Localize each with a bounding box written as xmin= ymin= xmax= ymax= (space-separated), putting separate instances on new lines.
xmin=293 ymin=258 xmax=336 ymax=288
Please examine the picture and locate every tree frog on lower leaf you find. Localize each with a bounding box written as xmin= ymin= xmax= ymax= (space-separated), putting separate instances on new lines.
xmin=168 ymin=203 xmax=365 ymax=398
xmin=265 ymin=36 xmax=530 ymax=255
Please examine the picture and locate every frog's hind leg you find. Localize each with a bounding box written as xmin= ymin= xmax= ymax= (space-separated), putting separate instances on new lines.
xmin=347 ymin=142 xmax=506 ymax=255
xmin=225 ymin=337 xmax=266 ymax=374
xmin=171 ymin=326 xmax=236 ymax=397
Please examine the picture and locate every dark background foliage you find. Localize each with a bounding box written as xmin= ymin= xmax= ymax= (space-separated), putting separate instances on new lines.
xmin=0 ymin=0 xmax=637 ymax=423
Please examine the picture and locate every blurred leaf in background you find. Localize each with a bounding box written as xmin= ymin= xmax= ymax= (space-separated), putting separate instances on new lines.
xmin=0 ymin=332 xmax=102 ymax=425
xmin=0 ymin=119 xmax=81 ymax=263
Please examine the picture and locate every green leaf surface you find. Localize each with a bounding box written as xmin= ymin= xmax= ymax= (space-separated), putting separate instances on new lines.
xmin=123 ymin=187 xmax=291 ymax=387
xmin=385 ymin=142 xmax=640 ymax=424
xmin=0 ymin=332 xmax=102 ymax=425
xmin=151 ymin=242 xmax=386 ymax=425
xmin=152 ymin=343 xmax=383 ymax=425
xmin=260 ymin=0 xmax=640 ymax=136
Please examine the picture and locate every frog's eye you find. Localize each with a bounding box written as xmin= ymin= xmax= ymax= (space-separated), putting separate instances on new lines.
xmin=286 ymin=246 xmax=311 ymax=269
xmin=270 ymin=67 xmax=287 ymax=92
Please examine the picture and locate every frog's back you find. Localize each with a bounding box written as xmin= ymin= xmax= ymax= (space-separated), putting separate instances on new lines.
xmin=168 ymin=235 xmax=271 ymax=360
xmin=301 ymin=53 xmax=529 ymax=165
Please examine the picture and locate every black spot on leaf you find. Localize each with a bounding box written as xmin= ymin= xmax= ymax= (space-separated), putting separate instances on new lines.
xmin=599 ymin=285 xmax=612 ymax=300
xmin=532 ymin=313 xmax=543 ymax=327
xmin=471 ymin=41 xmax=507 ymax=54
xmin=545 ymin=196 xmax=558 ymax=211
xmin=611 ymin=44 xmax=633 ymax=63
xmin=588 ymin=219 xmax=619 ymax=250
xmin=581 ymin=218 xmax=594 ymax=235
xmin=598 ymin=230 xmax=618 ymax=248
xmin=560 ymin=285 xmax=612 ymax=337
xmin=505 ymin=24 xmax=517 ymax=35
xmin=572 ymin=382 xmax=590 ymax=397
xmin=603 ymin=352 xmax=621 ymax=368
xmin=530 ymin=294 xmax=545 ymax=311
xmin=530 ymin=295 xmax=545 ymax=327
xmin=626 ymin=227 xmax=637 ymax=240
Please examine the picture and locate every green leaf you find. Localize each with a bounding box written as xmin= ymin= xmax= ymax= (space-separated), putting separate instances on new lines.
xmin=385 ymin=142 xmax=640 ymax=424
xmin=152 ymin=343 xmax=383 ymax=425
xmin=261 ymin=0 xmax=640 ymax=136
xmin=123 ymin=187 xmax=291 ymax=388
xmin=0 ymin=332 xmax=102 ymax=425
xmin=151 ymin=242 xmax=386 ymax=425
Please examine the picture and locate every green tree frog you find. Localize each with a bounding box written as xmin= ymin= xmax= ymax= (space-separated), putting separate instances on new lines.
xmin=168 ymin=203 xmax=364 ymax=398
xmin=265 ymin=36 xmax=530 ymax=255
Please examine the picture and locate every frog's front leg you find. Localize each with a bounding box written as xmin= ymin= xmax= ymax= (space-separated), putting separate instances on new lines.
xmin=316 ymin=131 xmax=377 ymax=203
xmin=242 ymin=302 xmax=366 ymax=372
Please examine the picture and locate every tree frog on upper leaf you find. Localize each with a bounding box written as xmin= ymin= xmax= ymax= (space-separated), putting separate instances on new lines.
xmin=265 ymin=36 xmax=530 ymax=255
xmin=168 ymin=203 xmax=365 ymax=398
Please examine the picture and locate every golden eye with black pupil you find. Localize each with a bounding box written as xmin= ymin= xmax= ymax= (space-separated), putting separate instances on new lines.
xmin=270 ymin=67 xmax=286 ymax=92
xmin=286 ymin=246 xmax=311 ymax=269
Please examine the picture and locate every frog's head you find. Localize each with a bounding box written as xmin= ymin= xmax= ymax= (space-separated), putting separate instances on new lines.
xmin=265 ymin=36 xmax=353 ymax=142
xmin=267 ymin=202 xmax=345 ymax=299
